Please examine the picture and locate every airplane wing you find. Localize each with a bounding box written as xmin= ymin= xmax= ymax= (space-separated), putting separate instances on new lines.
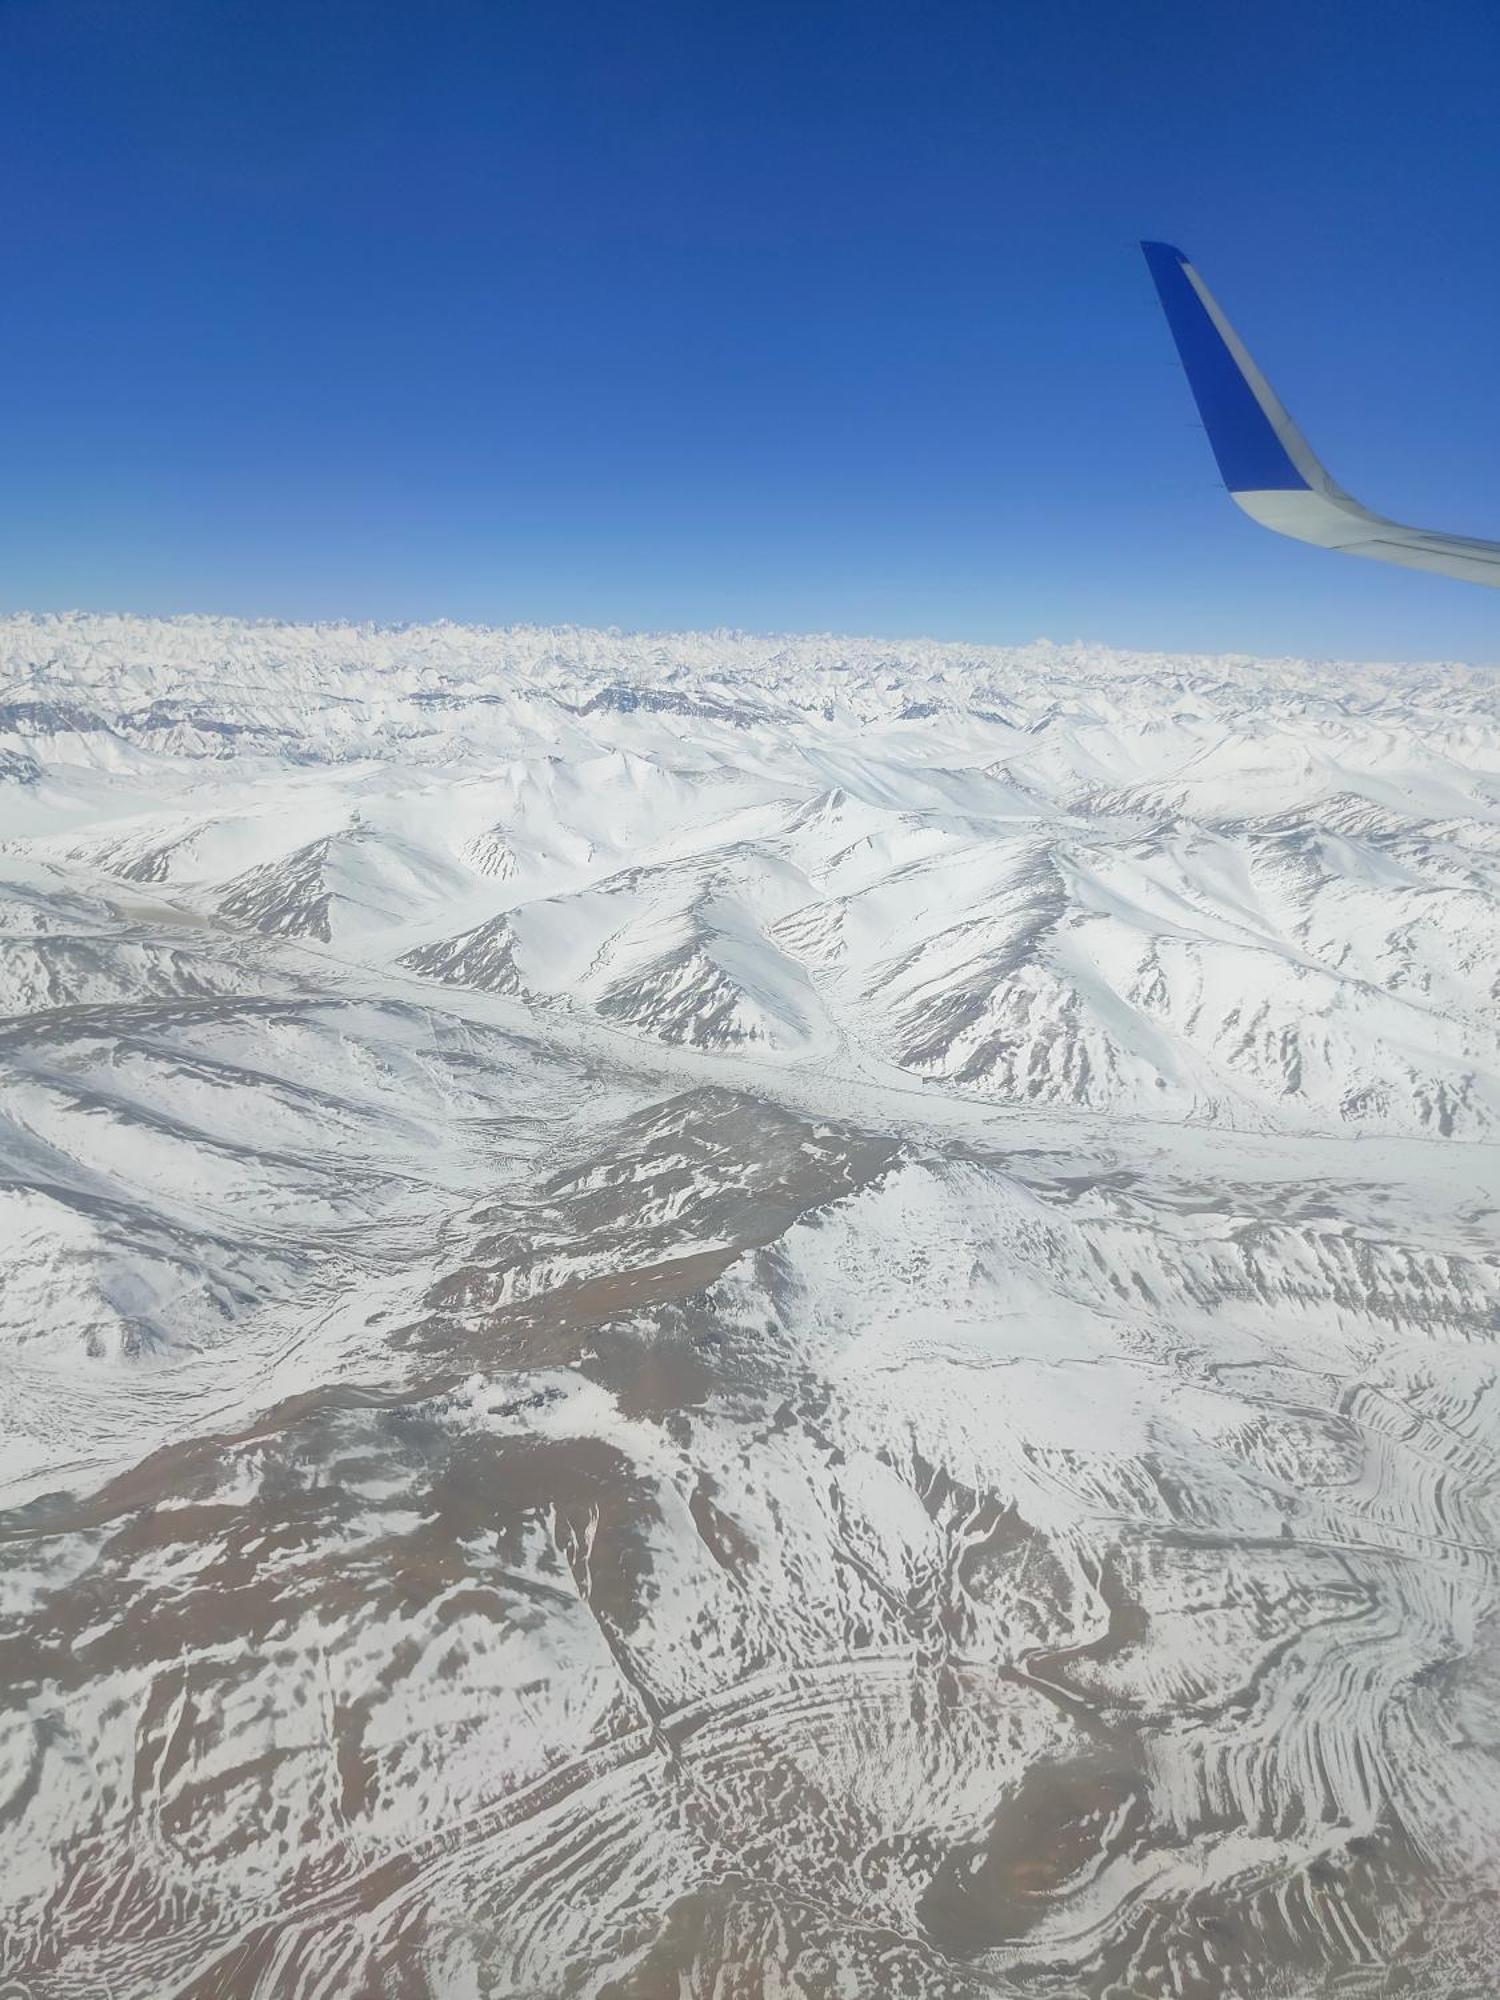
xmin=1141 ymin=240 xmax=1500 ymax=588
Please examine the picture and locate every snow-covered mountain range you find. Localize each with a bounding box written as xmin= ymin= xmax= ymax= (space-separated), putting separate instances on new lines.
xmin=2 ymin=612 xmax=1499 ymax=1997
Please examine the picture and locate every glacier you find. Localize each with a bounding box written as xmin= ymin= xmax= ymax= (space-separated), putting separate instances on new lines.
xmin=1 ymin=611 xmax=1498 ymax=1996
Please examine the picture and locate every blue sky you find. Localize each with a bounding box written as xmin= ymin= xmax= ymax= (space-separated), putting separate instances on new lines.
xmin=4 ymin=0 xmax=1500 ymax=658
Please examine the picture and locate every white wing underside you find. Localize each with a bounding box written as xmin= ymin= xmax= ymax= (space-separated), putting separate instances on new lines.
xmin=1234 ymin=488 xmax=1500 ymax=586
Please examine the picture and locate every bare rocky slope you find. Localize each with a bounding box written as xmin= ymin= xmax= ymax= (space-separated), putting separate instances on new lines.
xmin=2 ymin=613 xmax=1499 ymax=1998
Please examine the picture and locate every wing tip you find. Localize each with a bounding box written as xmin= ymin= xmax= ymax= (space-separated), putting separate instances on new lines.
xmin=1140 ymin=239 xmax=1310 ymax=496
xmin=1140 ymin=240 xmax=1188 ymax=272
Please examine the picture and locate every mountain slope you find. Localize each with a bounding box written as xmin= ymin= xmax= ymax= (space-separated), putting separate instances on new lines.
xmin=2 ymin=614 xmax=1499 ymax=2000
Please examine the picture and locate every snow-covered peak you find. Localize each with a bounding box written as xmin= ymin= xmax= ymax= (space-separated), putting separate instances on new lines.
xmin=3 ymin=613 xmax=1499 ymax=1999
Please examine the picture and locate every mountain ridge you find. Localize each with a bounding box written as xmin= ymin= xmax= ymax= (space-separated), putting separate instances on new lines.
xmin=2 ymin=613 xmax=1499 ymax=1998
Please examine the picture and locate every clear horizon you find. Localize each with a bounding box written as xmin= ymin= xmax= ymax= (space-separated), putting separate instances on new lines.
xmin=9 ymin=603 xmax=1498 ymax=677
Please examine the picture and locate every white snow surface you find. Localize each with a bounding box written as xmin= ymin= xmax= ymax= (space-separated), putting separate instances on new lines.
xmin=5 ymin=611 xmax=1499 ymax=1134
xmin=2 ymin=613 xmax=1500 ymax=1999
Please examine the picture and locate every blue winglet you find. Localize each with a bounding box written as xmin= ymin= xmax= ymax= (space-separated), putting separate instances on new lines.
xmin=1141 ymin=241 xmax=1308 ymax=494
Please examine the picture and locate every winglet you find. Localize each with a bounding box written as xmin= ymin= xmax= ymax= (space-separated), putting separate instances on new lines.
xmin=1139 ymin=241 xmax=1500 ymax=587
xmin=1141 ymin=241 xmax=1314 ymax=495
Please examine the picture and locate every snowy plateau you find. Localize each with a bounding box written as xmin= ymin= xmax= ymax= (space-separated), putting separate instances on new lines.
xmin=2 ymin=609 xmax=1500 ymax=1999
